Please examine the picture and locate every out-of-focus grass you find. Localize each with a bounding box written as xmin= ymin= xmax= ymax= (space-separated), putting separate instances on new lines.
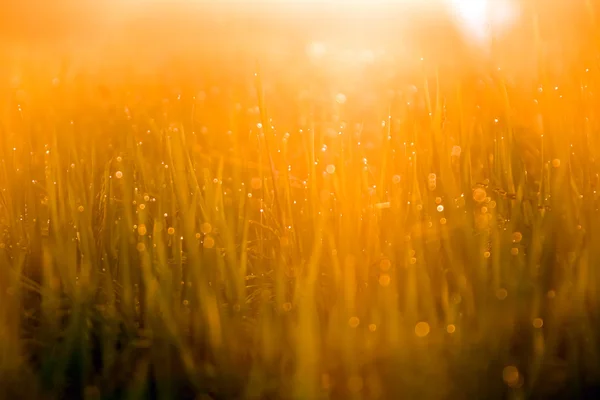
xmin=1 ymin=4 xmax=600 ymax=400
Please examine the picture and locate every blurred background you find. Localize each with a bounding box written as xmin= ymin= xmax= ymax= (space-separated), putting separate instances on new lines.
xmin=1 ymin=1 xmax=596 ymax=144
xmin=1 ymin=1 xmax=595 ymax=87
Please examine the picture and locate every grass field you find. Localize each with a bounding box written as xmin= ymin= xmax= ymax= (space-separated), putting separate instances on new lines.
xmin=1 ymin=2 xmax=600 ymax=399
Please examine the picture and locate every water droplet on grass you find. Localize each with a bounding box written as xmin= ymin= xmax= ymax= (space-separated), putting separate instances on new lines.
xmin=379 ymin=274 xmax=391 ymax=287
xmin=473 ymin=188 xmax=487 ymax=202
xmin=415 ymin=322 xmax=430 ymax=337
xmin=203 ymin=236 xmax=215 ymax=249
xmin=502 ymin=366 xmax=520 ymax=387
xmin=201 ymin=222 xmax=212 ymax=234
xmin=138 ymin=225 xmax=147 ymax=236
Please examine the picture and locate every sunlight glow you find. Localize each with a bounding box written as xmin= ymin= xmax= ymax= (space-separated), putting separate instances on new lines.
xmin=447 ymin=0 xmax=519 ymax=44
xmin=249 ymin=0 xmax=520 ymax=46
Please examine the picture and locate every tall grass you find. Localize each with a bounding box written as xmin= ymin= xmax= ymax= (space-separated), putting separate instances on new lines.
xmin=1 ymin=8 xmax=600 ymax=400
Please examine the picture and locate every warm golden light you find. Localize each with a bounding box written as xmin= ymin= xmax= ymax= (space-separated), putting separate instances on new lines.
xmin=2 ymin=0 xmax=599 ymax=398
xmin=447 ymin=0 xmax=519 ymax=44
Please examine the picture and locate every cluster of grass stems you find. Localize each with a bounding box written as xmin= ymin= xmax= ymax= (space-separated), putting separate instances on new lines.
xmin=2 ymin=12 xmax=600 ymax=400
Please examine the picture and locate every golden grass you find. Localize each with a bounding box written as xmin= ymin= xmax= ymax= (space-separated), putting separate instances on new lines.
xmin=1 ymin=2 xmax=600 ymax=399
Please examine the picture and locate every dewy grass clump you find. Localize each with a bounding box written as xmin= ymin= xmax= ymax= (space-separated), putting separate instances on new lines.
xmin=1 ymin=2 xmax=600 ymax=399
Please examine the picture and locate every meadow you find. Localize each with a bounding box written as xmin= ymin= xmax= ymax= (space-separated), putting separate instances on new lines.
xmin=1 ymin=2 xmax=600 ymax=399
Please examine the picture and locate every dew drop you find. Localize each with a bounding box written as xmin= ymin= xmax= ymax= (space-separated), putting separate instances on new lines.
xmin=415 ymin=321 xmax=430 ymax=337
xmin=512 ymin=232 xmax=523 ymax=243
xmin=502 ymin=366 xmax=520 ymax=387
xmin=379 ymin=274 xmax=391 ymax=287
xmin=473 ymin=188 xmax=487 ymax=202
xmin=203 ymin=236 xmax=215 ymax=249
xmin=496 ymin=288 xmax=508 ymax=300
xmin=201 ymin=222 xmax=212 ymax=234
